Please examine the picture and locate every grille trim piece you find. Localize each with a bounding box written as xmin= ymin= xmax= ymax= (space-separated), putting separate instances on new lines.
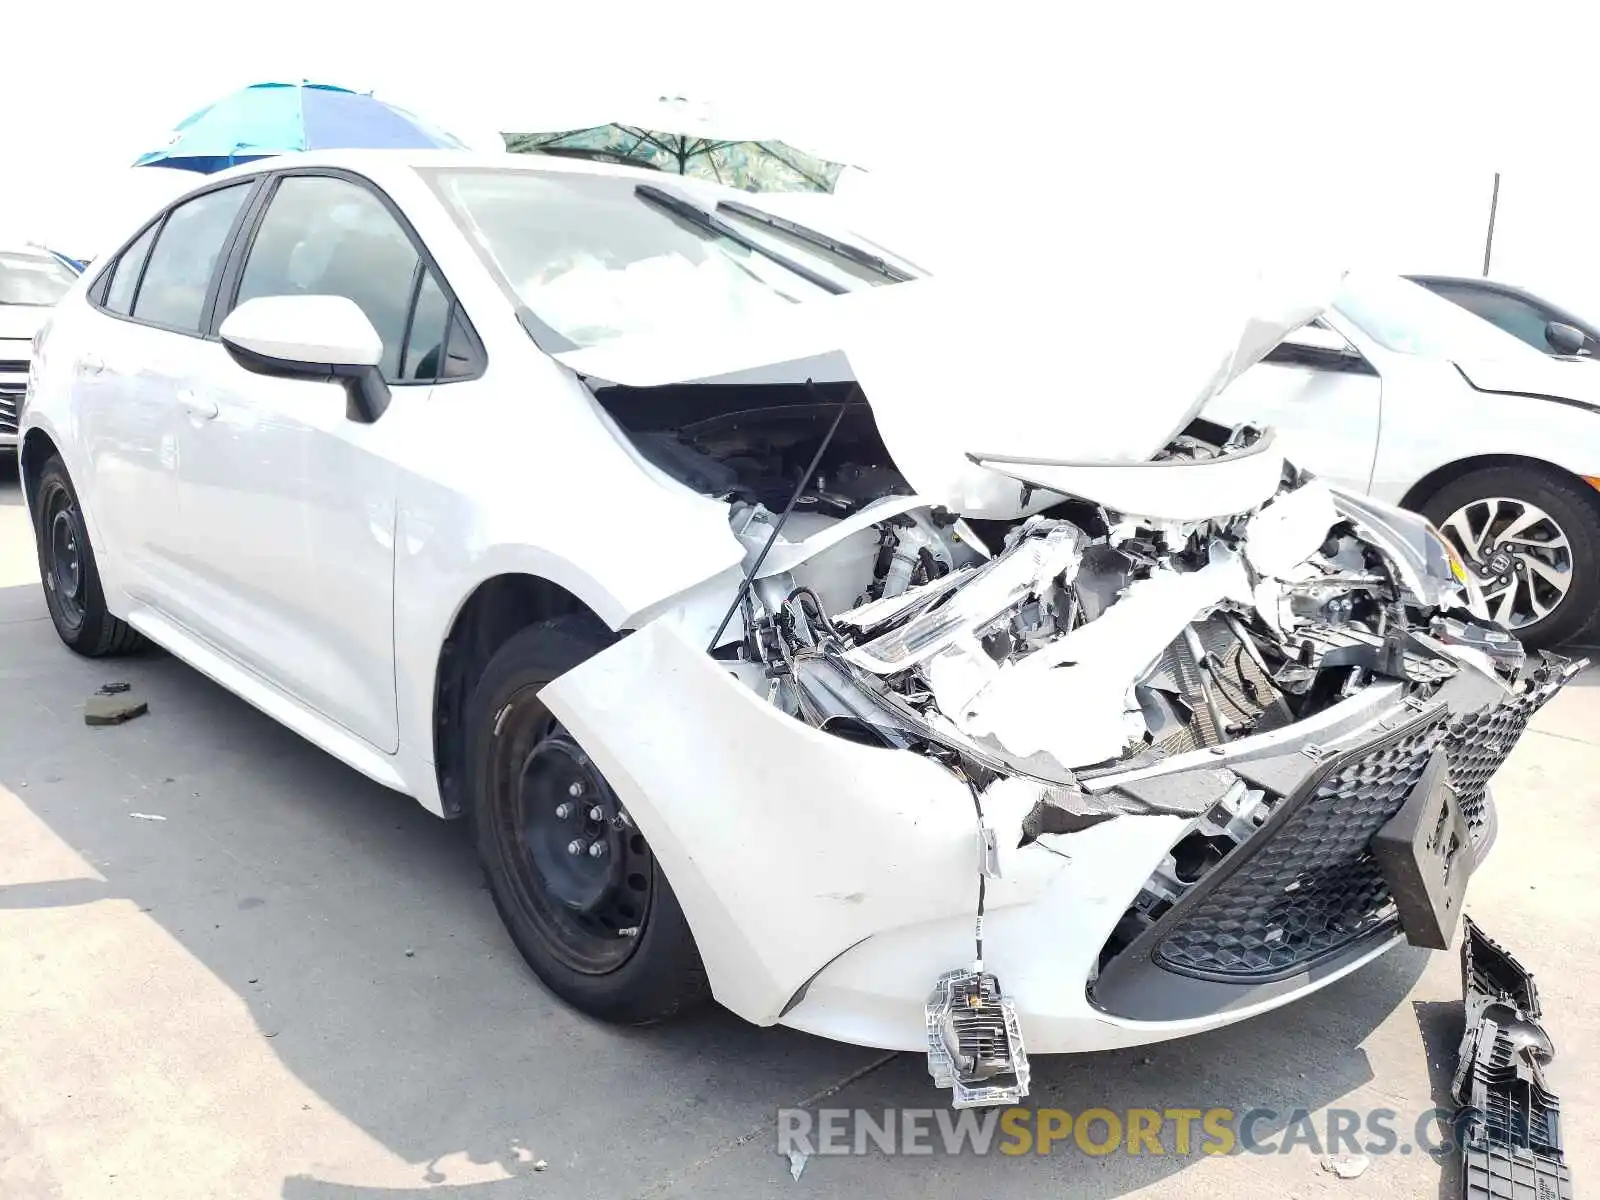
xmin=0 ymin=382 xmax=21 ymax=436
xmin=1145 ymin=705 xmax=1445 ymax=984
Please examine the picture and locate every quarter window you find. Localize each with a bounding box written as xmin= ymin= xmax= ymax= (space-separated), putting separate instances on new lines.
xmin=401 ymin=270 xmax=478 ymax=382
xmin=102 ymin=223 xmax=159 ymax=316
xmin=130 ymin=184 xmax=252 ymax=332
xmin=233 ymin=176 xmax=421 ymax=381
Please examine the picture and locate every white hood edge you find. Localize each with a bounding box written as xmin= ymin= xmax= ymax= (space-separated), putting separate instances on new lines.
xmin=0 ymin=303 xmax=51 ymax=343
xmin=557 ymin=273 xmax=1337 ymax=519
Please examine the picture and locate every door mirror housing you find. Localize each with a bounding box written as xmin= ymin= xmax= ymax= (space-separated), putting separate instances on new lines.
xmin=220 ymin=295 xmax=390 ymax=422
xmin=1545 ymin=320 xmax=1588 ymax=356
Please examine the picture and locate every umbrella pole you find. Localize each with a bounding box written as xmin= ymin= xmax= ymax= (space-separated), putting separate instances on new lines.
xmin=1482 ymin=171 xmax=1501 ymax=278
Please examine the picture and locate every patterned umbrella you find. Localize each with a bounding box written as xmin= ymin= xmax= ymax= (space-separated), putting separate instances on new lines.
xmin=504 ymin=97 xmax=846 ymax=194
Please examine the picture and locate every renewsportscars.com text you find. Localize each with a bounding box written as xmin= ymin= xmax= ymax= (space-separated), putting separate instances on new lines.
xmin=777 ymin=1106 xmax=1473 ymax=1158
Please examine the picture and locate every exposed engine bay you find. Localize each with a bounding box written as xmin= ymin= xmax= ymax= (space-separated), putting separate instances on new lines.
xmin=602 ymin=380 xmax=1524 ymax=778
xmin=593 ymin=376 xmax=1576 ymax=1108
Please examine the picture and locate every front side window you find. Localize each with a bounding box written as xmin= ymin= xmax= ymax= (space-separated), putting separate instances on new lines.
xmin=426 ymin=168 xmax=839 ymax=350
xmin=0 ymin=251 xmax=78 ymax=307
xmin=131 ymin=184 xmax=252 ymax=332
xmin=233 ymin=175 xmax=421 ymax=381
xmin=1333 ymin=272 xmax=1546 ymax=363
xmin=1431 ymin=286 xmax=1556 ymax=352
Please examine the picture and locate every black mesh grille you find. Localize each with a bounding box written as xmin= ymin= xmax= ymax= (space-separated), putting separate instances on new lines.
xmin=1443 ymin=697 xmax=1538 ymax=837
xmin=1154 ymin=717 xmax=1443 ymax=979
xmin=0 ymin=384 xmax=20 ymax=435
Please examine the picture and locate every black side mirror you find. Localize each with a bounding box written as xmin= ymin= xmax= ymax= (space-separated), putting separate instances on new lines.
xmin=1546 ymin=321 xmax=1587 ymax=356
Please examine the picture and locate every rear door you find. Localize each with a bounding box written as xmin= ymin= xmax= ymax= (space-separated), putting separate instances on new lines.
xmin=74 ymin=181 xmax=257 ymax=609
xmin=1202 ymin=319 xmax=1384 ymax=492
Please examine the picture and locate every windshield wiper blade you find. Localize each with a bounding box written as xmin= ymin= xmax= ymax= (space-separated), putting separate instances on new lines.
xmin=715 ymin=199 xmax=915 ymax=283
xmin=633 ymin=184 xmax=846 ymax=296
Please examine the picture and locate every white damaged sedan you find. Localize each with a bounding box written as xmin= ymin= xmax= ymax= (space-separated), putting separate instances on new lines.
xmin=19 ymin=152 xmax=1578 ymax=1107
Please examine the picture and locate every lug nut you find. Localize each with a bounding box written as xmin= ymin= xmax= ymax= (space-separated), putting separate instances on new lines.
xmin=588 ymin=841 xmax=607 ymax=859
xmin=566 ymin=839 xmax=585 ymax=856
xmin=555 ymin=803 xmax=573 ymax=819
xmin=567 ymin=781 xmax=584 ymax=798
xmin=588 ymin=805 xmax=605 ymax=821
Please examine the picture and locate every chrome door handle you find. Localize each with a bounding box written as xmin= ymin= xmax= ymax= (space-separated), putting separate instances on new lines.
xmin=79 ymin=353 xmax=104 ymax=376
xmin=177 ymin=389 xmax=218 ymax=420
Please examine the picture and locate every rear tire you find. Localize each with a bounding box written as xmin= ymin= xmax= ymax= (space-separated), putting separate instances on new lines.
xmin=32 ymin=456 xmax=146 ymax=657
xmin=1422 ymin=464 xmax=1600 ymax=648
xmin=466 ymin=615 xmax=709 ymax=1024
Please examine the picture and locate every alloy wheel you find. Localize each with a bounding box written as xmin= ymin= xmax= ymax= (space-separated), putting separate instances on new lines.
xmin=1438 ymin=496 xmax=1574 ymax=631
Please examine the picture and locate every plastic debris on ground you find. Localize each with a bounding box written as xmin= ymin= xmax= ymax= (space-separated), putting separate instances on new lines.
xmin=1322 ymin=1152 xmax=1371 ymax=1180
xmin=85 ymin=692 xmax=148 ymax=725
xmin=1453 ymin=917 xmax=1573 ymax=1200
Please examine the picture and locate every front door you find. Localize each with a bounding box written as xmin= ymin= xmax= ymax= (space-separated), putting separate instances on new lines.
xmin=168 ymin=171 xmax=437 ymax=753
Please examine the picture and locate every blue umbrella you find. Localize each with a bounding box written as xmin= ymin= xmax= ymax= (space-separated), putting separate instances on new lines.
xmin=133 ymin=81 xmax=465 ymax=174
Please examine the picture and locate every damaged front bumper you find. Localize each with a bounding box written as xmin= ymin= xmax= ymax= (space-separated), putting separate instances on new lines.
xmin=543 ymin=616 xmax=1576 ymax=1072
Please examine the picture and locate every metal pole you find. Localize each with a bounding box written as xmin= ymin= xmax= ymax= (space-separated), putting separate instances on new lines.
xmin=1482 ymin=171 xmax=1501 ymax=277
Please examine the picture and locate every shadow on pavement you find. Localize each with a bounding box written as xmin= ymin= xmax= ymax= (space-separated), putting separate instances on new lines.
xmin=0 ymin=569 xmax=1436 ymax=1200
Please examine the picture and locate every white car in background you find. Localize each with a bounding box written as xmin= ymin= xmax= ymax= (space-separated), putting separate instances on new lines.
xmin=17 ymin=152 xmax=1575 ymax=1107
xmin=0 ymin=244 xmax=81 ymax=448
xmin=1208 ymin=271 xmax=1600 ymax=647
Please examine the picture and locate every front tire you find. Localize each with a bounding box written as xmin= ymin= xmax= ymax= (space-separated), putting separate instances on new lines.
xmin=32 ymin=456 xmax=146 ymax=657
xmin=1424 ymin=464 xmax=1600 ymax=648
xmin=466 ymin=616 xmax=709 ymax=1024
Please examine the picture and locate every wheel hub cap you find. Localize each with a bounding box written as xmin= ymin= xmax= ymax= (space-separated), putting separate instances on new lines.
xmin=1439 ymin=496 xmax=1574 ymax=631
xmin=519 ymin=736 xmax=623 ymax=913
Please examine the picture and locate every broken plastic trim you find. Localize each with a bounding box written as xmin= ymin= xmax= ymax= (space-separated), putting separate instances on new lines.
xmin=1453 ymin=918 xmax=1572 ymax=1200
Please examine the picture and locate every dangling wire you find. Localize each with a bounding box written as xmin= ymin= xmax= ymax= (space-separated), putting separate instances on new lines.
xmin=959 ymin=768 xmax=988 ymax=973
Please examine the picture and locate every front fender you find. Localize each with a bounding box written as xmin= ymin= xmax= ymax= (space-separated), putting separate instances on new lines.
xmin=1372 ymin=372 xmax=1600 ymax=503
xmin=541 ymin=618 xmax=1071 ymax=1025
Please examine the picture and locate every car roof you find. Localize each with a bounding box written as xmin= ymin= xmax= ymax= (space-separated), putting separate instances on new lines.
xmin=201 ymin=147 xmax=746 ymax=203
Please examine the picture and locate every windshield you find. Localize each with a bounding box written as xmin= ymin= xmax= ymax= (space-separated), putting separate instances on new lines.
xmin=425 ymin=168 xmax=844 ymax=349
xmin=1334 ymin=271 xmax=1545 ymax=362
xmin=0 ymin=251 xmax=77 ymax=306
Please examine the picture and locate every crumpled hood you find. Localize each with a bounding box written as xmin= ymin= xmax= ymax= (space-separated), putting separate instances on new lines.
xmin=558 ymin=272 xmax=1336 ymax=518
xmin=1453 ymin=353 xmax=1600 ymax=411
xmin=0 ymin=303 xmax=50 ymax=344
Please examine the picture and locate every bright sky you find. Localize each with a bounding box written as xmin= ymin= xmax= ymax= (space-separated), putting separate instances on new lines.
xmin=8 ymin=3 xmax=1600 ymax=312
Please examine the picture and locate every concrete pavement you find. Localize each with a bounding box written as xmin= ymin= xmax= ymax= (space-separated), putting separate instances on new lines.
xmin=0 ymin=456 xmax=1596 ymax=1199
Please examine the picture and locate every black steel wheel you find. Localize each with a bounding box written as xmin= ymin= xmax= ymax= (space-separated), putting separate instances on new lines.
xmin=467 ymin=615 xmax=708 ymax=1023
xmin=32 ymin=455 xmax=145 ymax=657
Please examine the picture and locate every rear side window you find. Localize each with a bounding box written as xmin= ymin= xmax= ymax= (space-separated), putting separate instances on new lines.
xmin=233 ymin=175 xmax=420 ymax=381
xmin=102 ymin=223 xmax=159 ymax=316
xmin=131 ymin=183 xmax=252 ymax=333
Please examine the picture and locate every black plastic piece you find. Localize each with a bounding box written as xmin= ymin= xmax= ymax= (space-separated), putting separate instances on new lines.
xmin=1454 ymin=918 xmax=1572 ymax=1200
xmin=222 ymin=338 xmax=391 ymax=423
xmin=1369 ymin=749 xmax=1471 ymax=950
